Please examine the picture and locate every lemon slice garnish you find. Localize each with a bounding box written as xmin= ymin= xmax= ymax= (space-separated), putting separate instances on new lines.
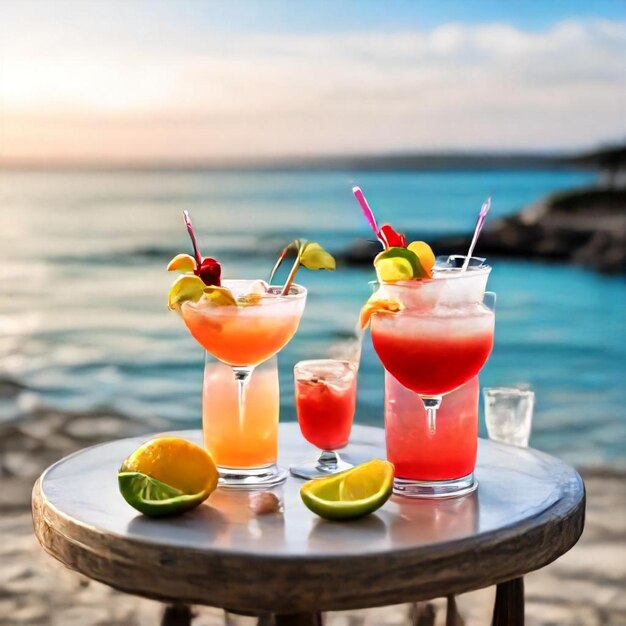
xmin=168 ymin=275 xmax=206 ymax=310
xmin=167 ymin=253 xmax=197 ymax=273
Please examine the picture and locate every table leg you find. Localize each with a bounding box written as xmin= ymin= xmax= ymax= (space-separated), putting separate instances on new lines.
xmin=161 ymin=604 xmax=193 ymax=626
xmin=445 ymin=595 xmax=464 ymax=626
xmin=410 ymin=602 xmax=435 ymax=626
xmin=491 ymin=577 xmax=524 ymax=626
xmin=274 ymin=612 xmax=322 ymax=626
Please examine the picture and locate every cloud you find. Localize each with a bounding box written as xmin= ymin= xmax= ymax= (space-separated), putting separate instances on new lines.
xmin=1 ymin=18 xmax=625 ymax=161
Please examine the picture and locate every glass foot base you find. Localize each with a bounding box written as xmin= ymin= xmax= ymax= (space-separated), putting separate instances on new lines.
xmin=289 ymin=452 xmax=353 ymax=480
xmin=393 ymin=472 xmax=478 ymax=499
xmin=217 ymin=464 xmax=288 ymax=490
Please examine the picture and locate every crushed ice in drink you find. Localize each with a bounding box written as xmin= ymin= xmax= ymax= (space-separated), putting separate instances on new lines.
xmin=296 ymin=359 xmax=356 ymax=393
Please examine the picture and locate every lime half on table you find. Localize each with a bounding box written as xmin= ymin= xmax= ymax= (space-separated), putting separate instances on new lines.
xmin=118 ymin=437 xmax=219 ymax=517
xmin=300 ymin=459 xmax=394 ymax=521
xmin=118 ymin=472 xmax=211 ymax=517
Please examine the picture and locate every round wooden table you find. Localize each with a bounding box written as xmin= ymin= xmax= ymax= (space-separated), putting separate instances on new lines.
xmin=32 ymin=424 xmax=584 ymax=626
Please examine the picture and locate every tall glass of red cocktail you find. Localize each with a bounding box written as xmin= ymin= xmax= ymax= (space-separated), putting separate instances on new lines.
xmin=385 ymin=374 xmax=479 ymax=497
xmin=370 ymin=256 xmax=495 ymax=497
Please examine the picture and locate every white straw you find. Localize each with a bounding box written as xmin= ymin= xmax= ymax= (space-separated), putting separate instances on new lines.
xmin=461 ymin=196 xmax=491 ymax=272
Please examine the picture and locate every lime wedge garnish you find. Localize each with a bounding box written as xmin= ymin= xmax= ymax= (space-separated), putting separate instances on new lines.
xmin=299 ymin=242 xmax=336 ymax=271
xmin=374 ymin=247 xmax=424 ymax=282
xmin=300 ymin=460 xmax=394 ymax=521
xmin=118 ymin=471 xmax=208 ymax=517
xmin=167 ymin=275 xmax=206 ymax=310
xmin=375 ymin=257 xmax=413 ymax=282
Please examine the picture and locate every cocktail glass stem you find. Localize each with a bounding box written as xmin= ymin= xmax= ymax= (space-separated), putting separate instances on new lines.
xmin=232 ymin=366 xmax=254 ymax=430
xmin=317 ymin=450 xmax=345 ymax=471
xmin=422 ymin=396 xmax=442 ymax=434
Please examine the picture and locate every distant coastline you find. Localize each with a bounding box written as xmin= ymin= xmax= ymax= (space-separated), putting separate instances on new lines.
xmin=332 ymin=144 xmax=626 ymax=275
xmin=1 ymin=144 xmax=623 ymax=173
xmin=339 ymin=186 xmax=626 ymax=275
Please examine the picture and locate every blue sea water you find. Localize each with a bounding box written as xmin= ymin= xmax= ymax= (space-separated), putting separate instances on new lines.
xmin=1 ymin=168 xmax=624 ymax=466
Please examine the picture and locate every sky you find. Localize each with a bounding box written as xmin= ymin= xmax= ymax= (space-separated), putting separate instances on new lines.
xmin=1 ymin=0 xmax=625 ymax=163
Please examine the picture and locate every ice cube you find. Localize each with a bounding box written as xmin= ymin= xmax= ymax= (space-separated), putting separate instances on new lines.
xmin=296 ymin=359 xmax=356 ymax=392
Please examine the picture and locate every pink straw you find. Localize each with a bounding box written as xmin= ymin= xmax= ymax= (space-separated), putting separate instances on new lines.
xmin=352 ymin=186 xmax=380 ymax=242
xmin=461 ymin=197 xmax=491 ymax=272
xmin=183 ymin=210 xmax=202 ymax=265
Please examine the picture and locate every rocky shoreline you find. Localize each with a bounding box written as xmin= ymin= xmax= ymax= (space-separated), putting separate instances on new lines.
xmin=1 ymin=407 xmax=625 ymax=625
xmin=339 ymin=187 xmax=626 ymax=275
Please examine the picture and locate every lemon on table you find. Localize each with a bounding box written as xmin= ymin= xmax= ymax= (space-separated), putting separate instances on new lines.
xmin=300 ymin=459 xmax=394 ymax=521
xmin=118 ymin=437 xmax=219 ymax=517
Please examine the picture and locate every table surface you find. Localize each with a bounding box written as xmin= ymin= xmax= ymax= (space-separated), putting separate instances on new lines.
xmin=33 ymin=424 xmax=585 ymax=614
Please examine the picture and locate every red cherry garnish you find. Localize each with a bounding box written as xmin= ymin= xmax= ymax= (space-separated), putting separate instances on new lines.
xmin=378 ymin=223 xmax=407 ymax=248
xmin=196 ymin=257 xmax=221 ymax=287
xmin=182 ymin=211 xmax=222 ymax=286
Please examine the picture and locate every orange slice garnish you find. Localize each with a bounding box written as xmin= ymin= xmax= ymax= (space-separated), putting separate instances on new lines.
xmin=407 ymin=241 xmax=435 ymax=278
xmin=359 ymin=298 xmax=403 ymax=329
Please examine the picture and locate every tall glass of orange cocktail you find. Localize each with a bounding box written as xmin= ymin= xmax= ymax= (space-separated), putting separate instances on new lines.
xmin=182 ymin=280 xmax=306 ymax=487
xmin=203 ymin=355 xmax=280 ymax=481
xmin=168 ymin=213 xmax=333 ymax=489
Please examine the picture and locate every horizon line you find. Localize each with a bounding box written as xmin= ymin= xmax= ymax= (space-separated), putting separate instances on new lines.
xmin=1 ymin=144 xmax=620 ymax=172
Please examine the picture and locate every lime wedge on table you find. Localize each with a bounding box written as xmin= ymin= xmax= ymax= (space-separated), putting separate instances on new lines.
xmin=300 ymin=460 xmax=394 ymax=521
xmin=118 ymin=472 xmax=208 ymax=517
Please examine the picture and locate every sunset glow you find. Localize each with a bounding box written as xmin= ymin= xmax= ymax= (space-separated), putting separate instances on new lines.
xmin=1 ymin=1 xmax=625 ymax=163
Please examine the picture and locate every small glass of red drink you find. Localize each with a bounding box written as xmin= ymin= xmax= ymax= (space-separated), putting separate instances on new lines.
xmin=290 ymin=359 xmax=357 ymax=479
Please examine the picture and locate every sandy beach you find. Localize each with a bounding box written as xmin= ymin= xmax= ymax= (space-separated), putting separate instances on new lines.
xmin=1 ymin=407 xmax=624 ymax=626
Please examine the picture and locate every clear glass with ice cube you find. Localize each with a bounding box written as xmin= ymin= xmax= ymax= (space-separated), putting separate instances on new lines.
xmin=483 ymin=387 xmax=535 ymax=447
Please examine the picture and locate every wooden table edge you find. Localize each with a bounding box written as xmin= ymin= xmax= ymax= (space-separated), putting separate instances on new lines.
xmin=31 ymin=467 xmax=585 ymax=614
